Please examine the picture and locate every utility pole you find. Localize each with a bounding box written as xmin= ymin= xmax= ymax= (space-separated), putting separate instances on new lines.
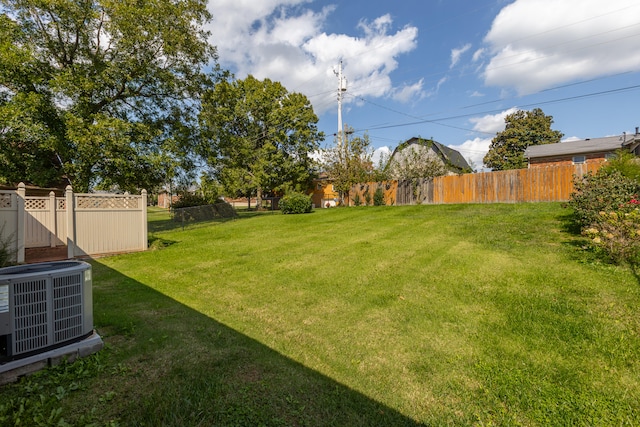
xmin=334 ymin=61 xmax=347 ymax=147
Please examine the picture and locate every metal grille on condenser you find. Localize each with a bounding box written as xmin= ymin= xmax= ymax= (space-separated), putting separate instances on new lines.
xmin=53 ymin=273 xmax=83 ymax=343
xmin=12 ymin=279 xmax=49 ymax=355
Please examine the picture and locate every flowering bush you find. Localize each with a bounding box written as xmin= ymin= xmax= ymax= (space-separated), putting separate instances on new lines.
xmin=568 ymin=170 xmax=639 ymax=229
xmin=582 ymin=199 xmax=640 ymax=265
xmin=569 ymin=164 xmax=640 ymax=266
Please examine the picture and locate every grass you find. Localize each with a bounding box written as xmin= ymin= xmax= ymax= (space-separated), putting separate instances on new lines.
xmin=2 ymin=203 xmax=639 ymax=426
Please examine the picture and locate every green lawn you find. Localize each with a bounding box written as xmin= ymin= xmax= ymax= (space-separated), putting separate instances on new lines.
xmin=2 ymin=203 xmax=639 ymax=426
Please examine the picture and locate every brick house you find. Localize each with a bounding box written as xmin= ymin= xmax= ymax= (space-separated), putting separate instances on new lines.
xmin=524 ymin=129 xmax=640 ymax=168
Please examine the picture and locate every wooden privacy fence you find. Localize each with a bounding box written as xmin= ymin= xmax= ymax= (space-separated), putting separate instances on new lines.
xmin=349 ymin=163 xmax=601 ymax=206
xmin=0 ymin=183 xmax=147 ymax=263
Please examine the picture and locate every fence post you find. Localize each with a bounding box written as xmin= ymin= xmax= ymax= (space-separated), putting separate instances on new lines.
xmin=49 ymin=191 xmax=56 ymax=248
xmin=66 ymin=185 xmax=75 ymax=259
xmin=141 ymin=189 xmax=148 ymax=250
xmin=16 ymin=183 xmax=25 ymax=263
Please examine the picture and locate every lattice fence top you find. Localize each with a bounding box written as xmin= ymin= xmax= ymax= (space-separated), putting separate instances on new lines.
xmin=25 ymin=198 xmax=49 ymax=211
xmin=76 ymin=195 xmax=140 ymax=209
xmin=57 ymin=198 xmax=66 ymax=210
xmin=0 ymin=193 xmax=12 ymax=209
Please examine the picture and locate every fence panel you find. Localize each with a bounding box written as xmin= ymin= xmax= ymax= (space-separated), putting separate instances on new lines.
xmin=24 ymin=196 xmax=53 ymax=248
xmin=72 ymin=192 xmax=147 ymax=257
xmin=55 ymin=198 xmax=67 ymax=246
xmin=350 ymin=163 xmax=603 ymax=207
xmin=429 ymin=164 xmax=600 ymax=204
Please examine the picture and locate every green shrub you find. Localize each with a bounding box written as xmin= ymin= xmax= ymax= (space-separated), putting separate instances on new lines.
xmin=172 ymin=193 xmax=212 ymax=209
xmin=568 ymin=170 xmax=639 ymax=229
xmin=583 ymin=206 xmax=640 ymax=265
xmin=0 ymin=224 xmax=15 ymax=267
xmin=353 ymin=193 xmax=361 ymax=207
xmin=600 ymin=149 xmax=640 ymax=182
xmin=363 ymin=189 xmax=371 ymax=206
xmin=279 ymin=192 xmax=312 ymax=214
xmin=373 ymin=187 xmax=385 ymax=206
xmin=569 ymin=167 xmax=640 ymax=265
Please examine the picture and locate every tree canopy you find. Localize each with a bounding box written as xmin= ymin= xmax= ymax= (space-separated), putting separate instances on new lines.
xmin=322 ymin=129 xmax=383 ymax=205
xmin=483 ymin=108 xmax=563 ymax=171
xmin=199 ymin=75 xmax=323 ymax=207
xmin=0 ymin=0 xmax=216 ymax=192
xmin=387 ymin=139 xmax=458 ymax=180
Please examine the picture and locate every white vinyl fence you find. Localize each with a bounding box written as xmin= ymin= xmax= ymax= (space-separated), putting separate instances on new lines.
xmin=0 ymin=183 xmax=147 ymax=263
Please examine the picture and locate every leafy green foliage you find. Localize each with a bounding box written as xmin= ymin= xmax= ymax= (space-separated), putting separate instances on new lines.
xmin=199 ymin=75 xmax=323 ymax=207
xmin=568 ymin=170 xmax=639 ymax=229
xmin=0 ymin=0 xmax=216 ymax=191
xmin=171 ymin=193 xmax=212 ymax=209
xmin=483 ymin=108 xmax=563 ymax=170
xmin=569 ymin=153 xmax=640 ymax=265
xmin=583 ymin=207 xmax=640 ymax=265
xmin=600 ymin=149 xmax=640 ymax=181
xmin=322 ymin=130 xmax=382 ymax=205
xmin=0 ymin=355 xmax=109 ymax=426
xmin=387 ymin=139 xmax=454 ymax=180
xmin=373 ymin=187 xmax=385 ymax=206
xmin=0 ymin=223 xmax=15 ymax=267
xmin=279 ymin=192 xmax=312 ymax=214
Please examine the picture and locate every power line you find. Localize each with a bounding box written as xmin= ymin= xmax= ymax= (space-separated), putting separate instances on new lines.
xmin=352 ymin=83 xmax=640 ymax=134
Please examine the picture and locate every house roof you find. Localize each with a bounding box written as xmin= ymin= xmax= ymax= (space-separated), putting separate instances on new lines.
xmin=524 ymin=134 xmax=639 ymax=159
xmin=392 ymin=137 xmax=472 ymax=172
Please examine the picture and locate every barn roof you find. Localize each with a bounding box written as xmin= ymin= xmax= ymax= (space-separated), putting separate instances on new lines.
xmin=392 ymin=137 xmax=472 ymax=172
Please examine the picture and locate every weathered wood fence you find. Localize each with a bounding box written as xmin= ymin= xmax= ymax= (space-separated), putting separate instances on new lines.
xmin=0 ymin=183 xmax=147 ymax=263
xmin=349 ymin=163 xmax=601 ymax=206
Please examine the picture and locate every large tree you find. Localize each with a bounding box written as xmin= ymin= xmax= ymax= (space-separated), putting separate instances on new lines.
xmin=199 ymin=75 xmax=323 ymax=208
xmin=483 ymin=108 xmax=563 ymax=171
xmin=0 ymin=0 xmax=216 ymax=192
xmin=323 ymin=129 xmax=380 ymax=206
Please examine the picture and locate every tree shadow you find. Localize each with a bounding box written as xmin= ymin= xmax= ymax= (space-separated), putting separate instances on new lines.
xmin=88 ymin=261 xmax=423 ymax=426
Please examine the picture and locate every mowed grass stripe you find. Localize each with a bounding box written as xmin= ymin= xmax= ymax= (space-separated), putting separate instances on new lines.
xmin=9 ymin=203 xmax=636 ymax=426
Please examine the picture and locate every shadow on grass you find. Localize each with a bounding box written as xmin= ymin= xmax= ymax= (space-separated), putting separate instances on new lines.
xmin=89 ymin=261 xmax=422 ymax=426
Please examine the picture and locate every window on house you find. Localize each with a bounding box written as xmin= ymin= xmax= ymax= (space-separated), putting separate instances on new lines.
xmin=572 ymin=155 xmax=586 ymax=164
xmin=605 ymin=153 xmax=616 ymax=161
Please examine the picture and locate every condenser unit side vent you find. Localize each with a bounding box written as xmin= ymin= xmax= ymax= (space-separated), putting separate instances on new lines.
xmin=13 ymin=278 xmax=49 ymax=355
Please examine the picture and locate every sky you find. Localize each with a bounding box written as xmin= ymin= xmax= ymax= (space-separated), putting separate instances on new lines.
xmin=204 ymin=0 xmax=640 ymax=170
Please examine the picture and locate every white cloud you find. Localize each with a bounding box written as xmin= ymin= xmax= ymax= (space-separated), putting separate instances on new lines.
xmin=482 ymin=0 xmax=640 ymax=94
xmin=206 ymin=1 xmax=419 ymax=114
xmin=449 ymin=108 xmax=521 ymax=169
xmin=372 ymin=146 xmax=391 ymax=165
xmin=472 ymin=48 xmax=485 ymax=62
xmin=469 ymin=107 xmax=518 ymax=134
xmin=562 ymin=136 xmax=582 ymax=142
xmin=447 ymin=138 xmax=492 ymax=171
xmin=450 ymin=43 xmax=471 ymax=69
xmin=391 ymin=79 xmax=425 ymax=103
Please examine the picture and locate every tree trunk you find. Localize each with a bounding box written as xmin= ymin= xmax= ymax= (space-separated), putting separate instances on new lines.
xmin=256 ymin=187 xmax=263 ymax=211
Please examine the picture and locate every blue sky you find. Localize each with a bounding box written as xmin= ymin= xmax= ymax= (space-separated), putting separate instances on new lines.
xmin=205 ymin=0 xmax=640 ymax=169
